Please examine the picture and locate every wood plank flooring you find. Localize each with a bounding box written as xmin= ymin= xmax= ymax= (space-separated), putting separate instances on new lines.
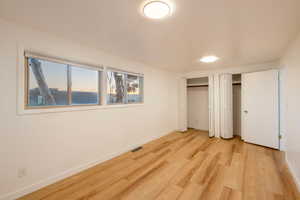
xmin=19 ymin=129 xmax=300 ymax=200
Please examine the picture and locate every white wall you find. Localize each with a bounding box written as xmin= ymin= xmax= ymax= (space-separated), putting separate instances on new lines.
xmin=187 ymin=87 xmax=209 ymax=131
xmin=0 ymin=19 xmax=180 ymax=199
xmin=280 ymin=32 xmax=300 ymax=189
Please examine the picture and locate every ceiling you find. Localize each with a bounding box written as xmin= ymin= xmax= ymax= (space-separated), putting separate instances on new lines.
xmin=1 ymin=0 xmax=300 ymax=72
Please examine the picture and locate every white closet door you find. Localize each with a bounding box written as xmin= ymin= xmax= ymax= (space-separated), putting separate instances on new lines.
xmin=208 ymin=75 xmax=215 ymax=137
xmin=178 ymin=78 xmax=187 ymax=132
xmin=220 ymin=74 xmax=233 ymax=139
xmin=242 ymin=70 xmax=279 ymax=149
xmin=209 ymin=74 xmax=221 ymax=138
xmin=213 ymin=75 xmax=221 ymax=138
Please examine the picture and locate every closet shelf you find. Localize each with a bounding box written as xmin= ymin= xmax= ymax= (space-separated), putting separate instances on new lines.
xmin=187 ymin=81 xmax=241 ymax=88
xmin=187 ymin=83 xmax=208 ymax=87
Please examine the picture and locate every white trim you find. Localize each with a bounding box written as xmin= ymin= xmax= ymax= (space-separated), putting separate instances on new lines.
xmin=17 ymin=45 xmax=27 ymax=115
xmin=18 ymin=103 xmax=144 ymax=115
xmin=286 ymin=155 xmax=300 ymax=192
xmin=184 ymin=61 xmax=280 ymax=79
xmin=25 ymin=51 xmax=104 ymax=71
xmin=101 ymin=67 xmax=108 ymax=106
xmin=17 ymin=46 xmax=145 ymax=115
xmin=0 ymin=130 xmax=176 ymax=200
xmin=106 ymin=66 xmax=144 ymax=77
xmin=241 ymin=74 xmax=245 ymax=140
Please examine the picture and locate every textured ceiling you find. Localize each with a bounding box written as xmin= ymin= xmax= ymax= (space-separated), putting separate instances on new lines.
xmin=0 ymin=0 xmax=300 ymax=72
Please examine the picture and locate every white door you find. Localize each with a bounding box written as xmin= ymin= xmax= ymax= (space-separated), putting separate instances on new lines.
xmin=241 ymin=70 xmax=279 ymax=149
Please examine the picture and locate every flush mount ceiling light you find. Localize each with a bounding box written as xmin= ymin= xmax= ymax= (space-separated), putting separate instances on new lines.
xmin=143 ymin=1 xmax=171 ymax=19
xmin=199 ymin=55 xmax=219 ymax=63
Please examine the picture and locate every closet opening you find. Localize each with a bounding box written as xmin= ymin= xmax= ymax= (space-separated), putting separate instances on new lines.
xmin=233 ymin=74 xmax=241 ymax=137
xmin=187 ymin=77 xmax=209 ymax=133
xmin=185 ymin=74 xmax=242 ymax=139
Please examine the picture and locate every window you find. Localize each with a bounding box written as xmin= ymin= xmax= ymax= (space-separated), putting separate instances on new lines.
xmin=71 ymin=66 xmax=99 ymax=105
xmin=26 ymin=55 xmax=101 ymax=108
xmin=107 ymin=70 xmax=143 ymax=104
xmin=28 ymin=58 xmax=69 ymax=106
xmin=126 ymin=74 xmax=143 ymax=103
xmin=107 ymin=71 xmax=126 ymax=104
xmin=24 ymin=52 xmax=144 ymax=110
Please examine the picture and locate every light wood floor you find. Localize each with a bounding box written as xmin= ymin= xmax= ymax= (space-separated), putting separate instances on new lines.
xmin=19 ymin=129 xmax=300 ymax=200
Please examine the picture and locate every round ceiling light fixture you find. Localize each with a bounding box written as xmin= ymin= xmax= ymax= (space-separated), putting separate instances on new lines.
xmin=199 ymin=55 xmax=219 ymax=63
xmin=143 ymin=1 xmax=171 ymax=19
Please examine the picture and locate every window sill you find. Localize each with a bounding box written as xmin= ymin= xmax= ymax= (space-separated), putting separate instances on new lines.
xmin=17 ymin=103 xmax=144 ymax=115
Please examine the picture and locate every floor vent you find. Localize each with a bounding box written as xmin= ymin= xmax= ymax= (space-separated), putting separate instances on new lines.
xmin=131 ymin=146 xmax=143 ymax=152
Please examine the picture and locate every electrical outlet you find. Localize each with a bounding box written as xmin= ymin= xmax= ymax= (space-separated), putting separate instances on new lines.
xmin=18 ymin=168 xmax=27 ymax=178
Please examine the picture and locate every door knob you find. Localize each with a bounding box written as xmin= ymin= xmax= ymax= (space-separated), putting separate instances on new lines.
xmin=244 ymin=110 xmax=248 ymax=114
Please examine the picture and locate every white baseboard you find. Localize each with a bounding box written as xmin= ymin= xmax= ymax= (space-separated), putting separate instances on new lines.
xmin=285 ymin=155 xmax=300 ymax=192
xmin=0 ymin=130 xmax=174 ymax=200
xmin=0 ymin=146 xmax=134 ymax=200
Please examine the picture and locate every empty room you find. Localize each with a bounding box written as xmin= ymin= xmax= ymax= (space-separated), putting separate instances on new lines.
xmin=1 ymin=0 xmax=300 ymax=199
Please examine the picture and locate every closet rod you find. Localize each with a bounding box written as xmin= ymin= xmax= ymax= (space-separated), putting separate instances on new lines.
xmin=187 ymin=85 xmax=208 ymax=88
xmin=187 ymin=83 xmax=241 ymax=88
